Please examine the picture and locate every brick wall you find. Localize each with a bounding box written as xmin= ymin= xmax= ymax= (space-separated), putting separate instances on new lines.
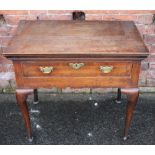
xmin=0 ymin=10 xmax=155 ymax=93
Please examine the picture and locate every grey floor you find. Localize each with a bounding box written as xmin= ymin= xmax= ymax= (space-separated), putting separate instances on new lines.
xmin=0 ymin=92 xmax=155 ymax=145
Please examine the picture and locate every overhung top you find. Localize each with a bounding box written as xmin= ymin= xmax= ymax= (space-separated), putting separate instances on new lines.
xmin=4 ymin=20 xmax=149 ymax=58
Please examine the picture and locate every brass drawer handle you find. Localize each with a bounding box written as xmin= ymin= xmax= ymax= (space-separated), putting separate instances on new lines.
xmin=39 ymin=66 xmax=54 ymax=74
xmin=69 ymin=63 xmax=85 ymax=70
xmin=100 ymin=66 xmax=113 ymax=73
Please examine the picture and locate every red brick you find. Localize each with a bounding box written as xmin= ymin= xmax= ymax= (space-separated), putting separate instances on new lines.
xmin=0 ymin=55 xmax=11 ymax=63
xmin=0 ymin=63 xmax=13 ymax=72
xmin=4 ymin=15 xmax=36 ymax=25
xmin=145 ymin=25 xmax=155 ymax=34
xmin=139 ymin=70 xmax=147 ymax=86
xmin=7 ymin=26 xmax=17 ymax=35
xmin=0 ymin=36 xmax=12 ymax=47
xmin=38 ymin=14 xmax=72 ymax=20
xmin=136 ymin=24 xmax=146 ymax=34
xmin=48 ymin=10 xmax=73 ymax=14
xmin=29 ymin=10 xmax=48 ymax=15
xmin=0 ymin=64 xmax=3 ymax=72
xmin=141 ymin=61 xmax=149 ymax=70
xmin=86 ymin=15 xmax=102 ymax=20
xmin=147 ymin=69 xmax=155 ymax=78
xmin=0 ymin=10 xmax=29 ymax=15
xmin=149 ymin=45 xmax=155 ymax=53
xmin=0 ymin=56 xmax=4 ymax=62
xmin=101 ymin=14 xmax=137 ymax=21
xmin=144 ymin=35 xmax=155 ymax=44
xmin=147 ymin=55 xmax=155 ymax=61
xmin=136 ymin=24 xmax=155 ymax=35
xmin=0 ymin=26 xmax=9 ymax=36
xmin=136 ymin=15 xmax=154 ymax=24
xmin=84 ymin=10 xmax=155 ymax=14
xmin=147 ymin=78 xmax=155 ymax=86
xmin=4 ymin=63 xmax=14 ymax=72
xmin=139 ymin=78 xmax=146 ymax=86
xmin=119 ymin=10 xmax=155 ymax=14
xmin=140 ymin=70 xmax=148 ymax=78
xmin=149 ymin=62 xmax=155 ymax=69
xmin=3 ymin=63 xmax=14 ymax=72
xmin=0 ymin=47 xmax=8 ymax=54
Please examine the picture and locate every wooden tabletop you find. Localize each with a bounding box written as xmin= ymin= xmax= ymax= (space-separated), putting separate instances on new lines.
xmin=4 ymin=20 xmax=149 ymax=58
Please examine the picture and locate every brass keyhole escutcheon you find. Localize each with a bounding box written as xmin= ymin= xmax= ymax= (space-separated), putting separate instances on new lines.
xmin=69 ymin=63 xmax=85 ymax=70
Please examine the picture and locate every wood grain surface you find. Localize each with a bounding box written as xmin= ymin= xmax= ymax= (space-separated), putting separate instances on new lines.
xmin=3 ymin=20 xmax=148 ymax=58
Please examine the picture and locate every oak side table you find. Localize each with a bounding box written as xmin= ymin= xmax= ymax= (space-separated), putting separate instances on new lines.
xmin=3 ymin=20 xmax=149 ymax=141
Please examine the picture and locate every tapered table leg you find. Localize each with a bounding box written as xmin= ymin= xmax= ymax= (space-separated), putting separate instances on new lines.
xmin=33 ymin=89 xmax=39 ymax=104
xmin=121 ymin=88 xmax=139 ymax=140
xmin=115 ymin=88 xmax=121 ymax=103
xmin=16 ymin=89 xmax=33 ymax=142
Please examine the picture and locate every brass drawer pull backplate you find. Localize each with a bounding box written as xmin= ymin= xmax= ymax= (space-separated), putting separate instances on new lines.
xmin=39 ymin=66 xmax=54 ymax=74
xmin=100 ymin=66 xmax=113 ymax=73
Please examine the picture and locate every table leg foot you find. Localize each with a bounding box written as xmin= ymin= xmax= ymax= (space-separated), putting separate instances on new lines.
xmin=115 ymin=100 xmax=121 ymax=104
xmin=33 ymin=89 xmax=39 ymax=104
xmin=123 ymin=136 xmax=128 ymax=141
xmin=33 ymin=101 xmax=39 ymax=104
xmin=28 ymin=136 xmax=33 ymax=143
xmin=115 ymin=88 xmax=121 ymax=103
xmin=121 ymin=88 xmax=139 ymax=139
xmin=16 ymin=89 xmax=33 ymax=140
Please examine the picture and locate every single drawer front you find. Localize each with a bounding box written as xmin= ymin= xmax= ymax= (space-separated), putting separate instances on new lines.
xmin=22 ymin=61 xmax=132 ymax=77
xmin=13 ymin=60 xmax=140 ymax=88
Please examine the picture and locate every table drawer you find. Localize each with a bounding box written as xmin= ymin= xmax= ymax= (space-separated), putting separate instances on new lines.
xmin=22 ymin=61 xmax=132 ymax=77
xmin=14 ymin=60 xmax=140 ymax=88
